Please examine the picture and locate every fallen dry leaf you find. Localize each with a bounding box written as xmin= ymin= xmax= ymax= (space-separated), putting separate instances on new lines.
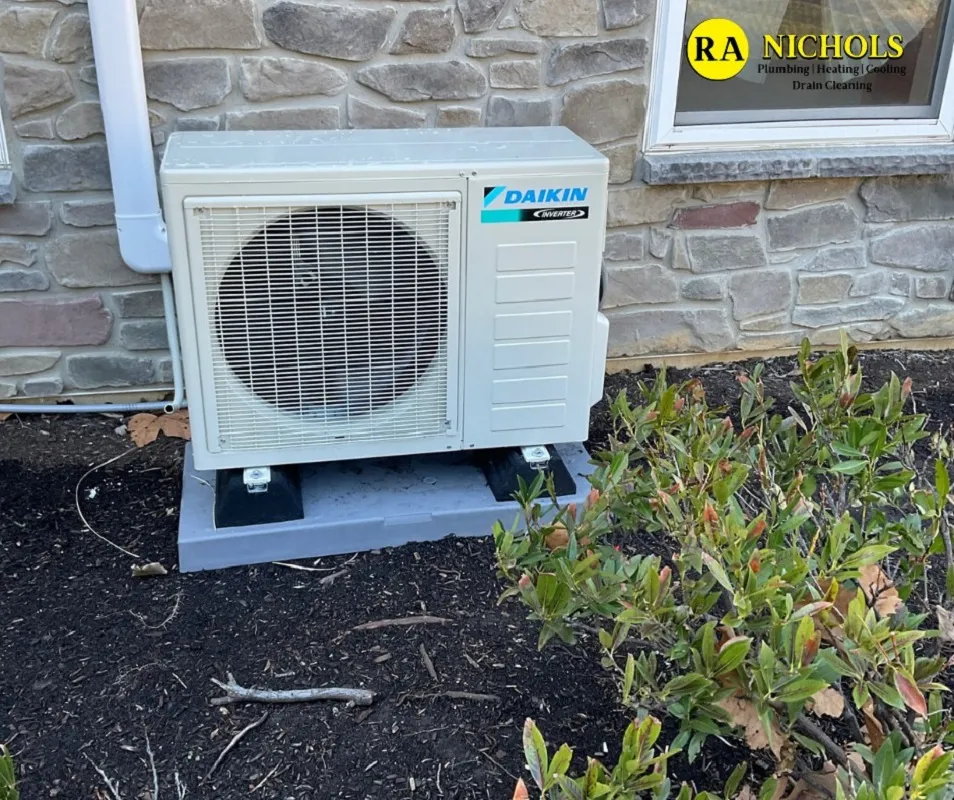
xmin=858 ymin=564 xmax=903 ymax=617
xmin=809 ymin=687 xmax=845 ymax=719
xmin=545 ymin=524 xmax=569 ymax=552
xmin=784 ymin=756 xmax=863 ymax=800
xmin=131 ymin=562 xmax=168 ymax=578
xmin=717 ymin=696 xmax=786 ymax=761
xmin=0 ymin=412 xmax=10 ymax=422
xmin=128 ymin=410 xmax=191 ymax=448
xmin=861 ymin=699 xmax=885 ymax=750
xmin=938 ymin=605 xmax=954 ymax=643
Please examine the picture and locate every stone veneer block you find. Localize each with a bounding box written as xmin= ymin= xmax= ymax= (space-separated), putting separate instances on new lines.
xmin=561 ymin=80 xmax=645 ymax=145
xmin=0 ymin=202 xmax=53 ymax=236
xmin=22 ymin=143 xmax=111 ymax=192
xmin=0 ymin=296 xmax=112 ymax=347
xmin=861 ymin=174 xmax=954 ymax=222
xmin=357 ymin=61 xmax=487 ymax=101
xmin=670 ymin=202 xmax=759 ymax=230
xmin=263 ymin=1 xmax=395 ymax=61
xmin=869 ymin=225 xmax=954 ymax=271
xmin=139 ymin=0 xmax=261 ymax=50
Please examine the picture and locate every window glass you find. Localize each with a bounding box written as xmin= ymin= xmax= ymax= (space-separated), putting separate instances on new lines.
xmin=675 ymin=0 xmax=954 ymax=124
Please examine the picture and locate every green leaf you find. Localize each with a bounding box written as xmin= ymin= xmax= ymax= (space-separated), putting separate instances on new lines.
xmin=557 ymin=776 xmax=585 ymax=800
xmin=549 ymin=744 xmax=573 ymax=782
xmin=715 ymin=637 xmax=752 ymax=676
xmin=523 ymin=718 xmax=548 ymax=791
xmin=623 ymin=654 xmax=636 ymax=702
xmin=774 ymin=678 xmax=830 ymax=704
xmin=664 ymin=673 xmax=711 ymax=696
xmin=831 ymin=442 xmax=866 ymax=459
xmin=868 ymin=680 xmax=904 ymax=710
xmin=791 ymin=601 xmax=833 ymax=622
xmin=701 ymin=552 xmax=732 ymax=593
xmin=937 ymin=459 xmax=951 ymax=501
xmin=831 ymin=459 xmax=868 ymax=475
xmin=724 ymin=762 xmax=748 ymax=797
xmin=759 ymin=777 xmax=779 ymax=800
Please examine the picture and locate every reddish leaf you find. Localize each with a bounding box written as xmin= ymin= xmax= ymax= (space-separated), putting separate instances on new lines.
xmin=512 ymin=779 xmax=530 ymax=800
xmin=894 ymin=671 xmax=927 ymax=718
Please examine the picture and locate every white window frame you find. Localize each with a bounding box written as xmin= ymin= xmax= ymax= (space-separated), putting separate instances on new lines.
xmin=645 ymin=0 xmax=954 ymax=153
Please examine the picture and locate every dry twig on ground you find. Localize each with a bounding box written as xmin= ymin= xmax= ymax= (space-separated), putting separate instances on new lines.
xmin=351 ymin=615 xmax=450 ymax=632
xmin=210 ymin=673 xmax=374 ymax=707
xmin=205 ymin=711 xmax=268 ymax=781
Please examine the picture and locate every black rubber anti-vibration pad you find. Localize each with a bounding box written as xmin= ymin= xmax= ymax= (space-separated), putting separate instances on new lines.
xmin=214 ymin=465 xmax=305 ymax=529
xmin=479 ymin=446 xmax=577 ymax=503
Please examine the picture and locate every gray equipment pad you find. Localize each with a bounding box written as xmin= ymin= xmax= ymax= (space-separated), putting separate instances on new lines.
xmin=178 ymin=443 xmax=595 ymax=572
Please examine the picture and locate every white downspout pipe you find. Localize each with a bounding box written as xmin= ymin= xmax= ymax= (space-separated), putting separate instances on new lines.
xmin=88 ymin=0 xmax=169 ymax=274
xmin=0 ymin=0 xmax=185 ymax=414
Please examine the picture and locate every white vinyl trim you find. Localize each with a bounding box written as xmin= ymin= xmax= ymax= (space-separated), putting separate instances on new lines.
xmin=645 ymin=0 xmax=954 ymax=152
xmin=0 ymin=115 xmax=9 ymax=168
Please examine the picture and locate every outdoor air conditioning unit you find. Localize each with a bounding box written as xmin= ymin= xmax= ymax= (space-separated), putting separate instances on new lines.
xmin=160 ymin=127 xmax=610 ymax=475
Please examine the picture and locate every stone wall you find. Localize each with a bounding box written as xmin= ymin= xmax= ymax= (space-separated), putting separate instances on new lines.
xmin=0 ymin=0 xmax=951 ymax=400
xmin=603 ymin=176 xmax=954 ymax=358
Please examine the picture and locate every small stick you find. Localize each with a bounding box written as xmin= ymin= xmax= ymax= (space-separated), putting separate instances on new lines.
xmin=319 ymin=569 xmax=348 ymax=586
xmin=420 ymin=645 xmax=438 ymax=681
xmin=251 ymin=761 xmax=282 ymax=792
xmin=272 ymin=562 xmax=325 ymax=572
xmin=793 ymin=714 xmax=867 ymax=784
xmin=477 ymin=748 xmax=519 ymax=781
xmin=438 ymin=691 xmax=500 ymax=703
xmin=205 ymin=711 xmax=268 ymax=780
xmin=211 ymin=673 xmax=374 ymax=707
xmin=174 ymin=770 xmax=187 ymax=800
xmin=84 ymin=755 xmax=123 ymax=800
xmin=351 ymin=615 xmax=450 ymax=632
xmin=145 ymin=730 xmax=159 ymax=800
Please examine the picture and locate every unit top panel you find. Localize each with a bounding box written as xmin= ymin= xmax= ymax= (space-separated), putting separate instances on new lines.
xmin=161 ymin=127 xmax=606 ymax=180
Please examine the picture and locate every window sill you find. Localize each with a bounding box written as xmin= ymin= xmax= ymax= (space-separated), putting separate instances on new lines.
xmin=640 ymin=144 xmax=954 ymax=185
xmin=0 ymin=169 xmax=15 ymax=205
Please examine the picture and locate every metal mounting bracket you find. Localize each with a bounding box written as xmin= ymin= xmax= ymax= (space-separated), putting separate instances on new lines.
xmin=243 ymin=467 xmax=272 ymax=494
xmin=520 ymin=446 xmax=551 ymax=470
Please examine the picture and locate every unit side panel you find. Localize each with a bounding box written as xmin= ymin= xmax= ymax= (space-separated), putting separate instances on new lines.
xmin=462 ymin=171 xmax=608 ymax=449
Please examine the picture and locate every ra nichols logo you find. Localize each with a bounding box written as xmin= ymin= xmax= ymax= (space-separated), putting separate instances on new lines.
xmin=686 ymin=18 xmax=905 ymax=81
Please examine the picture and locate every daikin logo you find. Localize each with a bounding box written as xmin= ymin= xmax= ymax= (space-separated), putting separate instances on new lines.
xmin=483 ymin=186 xmax=588 ymax=207
xmin=481 ymin=185 xmax=591 ymax=224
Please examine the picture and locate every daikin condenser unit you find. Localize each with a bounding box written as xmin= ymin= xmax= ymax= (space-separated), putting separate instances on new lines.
xmin=161 ymin=127 xmax=610 ymax=473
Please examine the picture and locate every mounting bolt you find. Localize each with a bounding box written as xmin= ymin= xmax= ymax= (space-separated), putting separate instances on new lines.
xmin=243 ymin=466 xmax=272 ymax=494
xmin=521 ymin=446 xmax=551 ymax=470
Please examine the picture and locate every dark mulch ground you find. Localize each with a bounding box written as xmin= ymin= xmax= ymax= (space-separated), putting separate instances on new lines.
xmin=2 ymin=349 xmax=954 ymax=800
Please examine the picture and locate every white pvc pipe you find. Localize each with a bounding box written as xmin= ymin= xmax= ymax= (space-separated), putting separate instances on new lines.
xmin=88 ymin=0 xmax=170 ymax=274
xmin=1 ymin=0 xmax=187 ymax=414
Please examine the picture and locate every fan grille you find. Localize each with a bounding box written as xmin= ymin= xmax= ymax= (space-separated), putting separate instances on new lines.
xmin=198 ymin=202 xmax=452 ymax=452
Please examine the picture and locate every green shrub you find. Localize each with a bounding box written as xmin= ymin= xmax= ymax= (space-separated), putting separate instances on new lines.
xmin=497 ymin=337 xmax=954 ymax=799
xmin=0 ymin=745 xmax=18 ymax=800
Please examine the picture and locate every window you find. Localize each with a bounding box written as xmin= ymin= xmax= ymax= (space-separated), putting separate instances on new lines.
xmin=646 ymin=0 xmax=954 ymax=150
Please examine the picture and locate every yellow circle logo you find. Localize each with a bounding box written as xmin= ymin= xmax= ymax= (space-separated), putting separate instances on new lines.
xmin=686 ymin=18 xmax=749 ymax=80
